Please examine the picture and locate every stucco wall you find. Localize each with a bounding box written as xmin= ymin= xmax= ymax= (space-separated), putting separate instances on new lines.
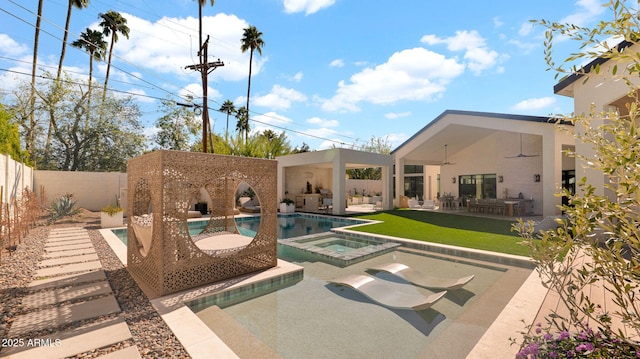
xmin=1 ymin=153 xmax=34 ymax=207
xmin=283 ymin=166 xmax=332 ymax=196
xmin=34 ymin=171 xmax=127 ymax=211
xmin=440 ymin=132 xmax=545 ymax=214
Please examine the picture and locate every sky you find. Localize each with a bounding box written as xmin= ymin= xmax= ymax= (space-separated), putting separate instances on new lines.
xmin=0 ymin=0 xmax=610 ymax=151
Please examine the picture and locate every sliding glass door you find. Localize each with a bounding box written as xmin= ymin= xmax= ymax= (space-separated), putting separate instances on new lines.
xmin=458 ymin=174 xmax=497 ymax=199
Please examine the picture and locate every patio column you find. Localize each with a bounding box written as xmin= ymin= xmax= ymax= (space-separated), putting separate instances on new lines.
xmin=394 ymin=157 xmax=405 ymax=207
xmin=332 ymin=153 xmax=346 ymax=215
xmin=381 ymin=164 xmax=393 ymax=210
xmin=542 ymin=128 xmax=563 ymax=216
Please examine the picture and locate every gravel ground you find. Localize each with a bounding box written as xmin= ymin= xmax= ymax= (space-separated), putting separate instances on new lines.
xmin=0 ymin=210 xmax=191 ymax=358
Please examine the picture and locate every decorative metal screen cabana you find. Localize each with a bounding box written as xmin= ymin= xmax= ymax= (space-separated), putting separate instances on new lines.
xmin=127 ymin=150 xmax=277 ymax=296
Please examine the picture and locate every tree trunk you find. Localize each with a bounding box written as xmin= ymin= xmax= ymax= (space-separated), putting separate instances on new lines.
xmin=29 ymin=0 xmax=44 ymax=159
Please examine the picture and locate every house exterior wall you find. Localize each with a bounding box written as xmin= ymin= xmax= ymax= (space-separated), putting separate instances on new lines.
xmin=563 ymin=48 xmax=640 ymax=196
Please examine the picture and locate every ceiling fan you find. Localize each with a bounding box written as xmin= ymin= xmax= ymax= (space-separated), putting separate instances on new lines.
xmin=442 ymin=144 xmax=455 ymax=165
xmin=506 ymin=134 xmax=539 ymax=158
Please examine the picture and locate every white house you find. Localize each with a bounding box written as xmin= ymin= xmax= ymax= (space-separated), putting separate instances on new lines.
xmin=391 ymin=110 xmax=575 ymax=217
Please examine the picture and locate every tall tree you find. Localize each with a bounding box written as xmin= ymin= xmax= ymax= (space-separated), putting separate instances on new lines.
xmin=98 ymin=10 xmax=130 ymax=116
xmin=0 ymin=104 xmax=29 ymax=163
xmin=235 ymin=106 xmax=249 ymax=143
xmin=219 ymin=99 xmax=235 ymax=142
xmin=71 ymin=29 xmax=106 ymax=125
xmin=57 ymin=0 xmax=90 ymax=81
xmin=240 ymin=25 xmax=264 ymax=129
xmin=27 ymin=0 xmax=44 ymax=158
xmin=154 ymin=99 xmax=199 ymax=150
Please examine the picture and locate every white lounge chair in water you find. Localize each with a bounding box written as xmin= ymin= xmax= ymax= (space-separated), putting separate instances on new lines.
xmin=328 ymin=274 xmax=446 ymax=311
xmin=368 ymin=263 xmax=475 ymax=290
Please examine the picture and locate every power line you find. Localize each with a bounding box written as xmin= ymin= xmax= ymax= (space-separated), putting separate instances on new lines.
xmin=0 ymin=2 xmax=364 ymax=148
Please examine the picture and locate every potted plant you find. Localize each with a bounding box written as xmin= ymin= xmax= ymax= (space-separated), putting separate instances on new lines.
xmin=279 ymin=198 xmax=295 ymax=213
xmin=101 ymin=204 xmax=124 ymax=228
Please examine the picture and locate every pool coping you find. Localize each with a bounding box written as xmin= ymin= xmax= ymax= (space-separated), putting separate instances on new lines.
xmin=99 ymin=221 xmax=547 ymax=359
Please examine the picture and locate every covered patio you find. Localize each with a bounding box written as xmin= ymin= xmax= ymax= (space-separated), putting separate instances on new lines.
xmin=392 ymin=110 xmax=575 ymax=217
xmin=276 ymin=148 xmax=393 ymax=215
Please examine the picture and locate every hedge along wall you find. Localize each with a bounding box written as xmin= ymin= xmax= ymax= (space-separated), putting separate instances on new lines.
xmin=0 ymin=153 xmax=34 ymax=208
xmin=34 ymin=170 xmax=128 ymax=212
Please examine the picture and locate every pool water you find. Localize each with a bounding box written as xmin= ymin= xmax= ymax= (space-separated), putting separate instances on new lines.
xmin=239 ymin=213 xmax=366 ymax=239
xmin=316 ymin=238 xmax=367 ymax=252
xmin=189 ymin=248 xmax=531 ymax=358
xmin=111 ymin=213 xmax=366 ymax=244
xmin=279 ymin=233 xmax=401 ymax=267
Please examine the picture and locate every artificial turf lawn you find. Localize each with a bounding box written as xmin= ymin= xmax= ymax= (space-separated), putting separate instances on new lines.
xmin=350 ymin=209 xmax=531 ymax=257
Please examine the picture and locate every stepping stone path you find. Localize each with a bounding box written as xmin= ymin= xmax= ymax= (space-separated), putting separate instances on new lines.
xmin=0 ymin=227 xmax=141 ymax=359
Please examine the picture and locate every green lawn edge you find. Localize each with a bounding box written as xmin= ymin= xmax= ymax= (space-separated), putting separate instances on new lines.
xmin=349 ymin=209 xmax=531 ymax=257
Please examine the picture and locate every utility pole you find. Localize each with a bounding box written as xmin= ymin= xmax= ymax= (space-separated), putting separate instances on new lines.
xmin=185 ymin=35 xmax=224 ymax=153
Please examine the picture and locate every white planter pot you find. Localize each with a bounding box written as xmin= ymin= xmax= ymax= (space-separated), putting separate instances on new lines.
xmin=362 ymin=196 xmax=371 ymax=204
xmin=351 ymin=197 xmax=361 ymax=205
xmin=101 ymin=211 xmax=124 ymax=228
xmin=280 ymin=203 xmax=295 ymax=213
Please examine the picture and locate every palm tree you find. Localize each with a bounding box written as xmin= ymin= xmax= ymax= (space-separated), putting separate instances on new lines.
xmin=240 ymin=26 xmax=264 ymax=127
xmin=235 ymin=106 xmax=249 ymax=143
xmin=71 ymin=29 xmax=106 ymax=123
xmin=98 ymin=10 xmax=130 ymax=114
xmin=57 ymin=0 xmax=90 ymax=82
xmin=219 ymin=100 xmax=235 ymax=141
xmin=27 ymin=0 xmax=44 ymax=157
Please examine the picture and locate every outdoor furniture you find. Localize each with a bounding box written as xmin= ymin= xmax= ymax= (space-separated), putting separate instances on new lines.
xmin=407 ymin=198 xmax=421 ymax=209
xmin=328 ymin=274 xmax=447 ymax=311
xmin=127 ymin=150 xmax=278 ymax=296
xmin=504 ymin=200 xmax=519 ymax=216
xmin=319 ymin=198 xmax=333 ymax=213
xmin=422 ymin=200 xmax=435 ymax=209
xmin=368 ymin=263 xmax=475 ymax=290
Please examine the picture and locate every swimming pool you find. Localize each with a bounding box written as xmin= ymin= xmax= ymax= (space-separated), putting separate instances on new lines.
xmin=279 ymin=232 xmax=401 ymax=267
xmin=187 ymin=243 xmax=533 ymax=358
xmin=111 ymin=213 xmax=367 ymax=243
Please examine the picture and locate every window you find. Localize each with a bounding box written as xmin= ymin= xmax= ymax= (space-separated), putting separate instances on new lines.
xmin=458 ymin=174 xmax=497 ymax=199
xmin=404 ymin=176 xmax=424 ymax=200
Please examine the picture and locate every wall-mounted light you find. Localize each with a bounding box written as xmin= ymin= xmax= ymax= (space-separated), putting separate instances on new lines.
xmin=498 ymin=175 xmax=503 ymax=183
xmin=534 ymin=174 xmax=541 ymax=182
xmin=452 ymin=177 xmax=456 ymax=184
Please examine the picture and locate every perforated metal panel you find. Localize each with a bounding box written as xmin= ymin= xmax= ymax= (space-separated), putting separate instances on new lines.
xmin=127 ymin=150 xmax=277 ymax=295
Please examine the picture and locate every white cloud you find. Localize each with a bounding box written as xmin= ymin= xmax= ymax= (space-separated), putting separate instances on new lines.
xmin=385 ymin=133 xmax=409 ymax=149
xmin=421 ymin=30 xmax=505 ymax=75
xmin=329 ymin=59 xmax=344 ymax=68
xmin=561 ymin=0 xmax=606 ymax=26
xmin=321 ymin=47 xmax=464 ymax=112
xmin=307 ymin=117 xmax=339 ymax=127
xmin=123 ymin=88 xmax=155 ymax=103
xmin=250 ymin=111 xmax=294 ymax=134
xmin=253 ymin=85 xmax=308 ymax=110
xmin=493 ymin=17 xmax=504 ymax=28
xmin=178 ymin=83 xmax=221 ymax=103
xmin=507 ymin=39 xmax=537 ymax=54
xmin=518 ymin=22 xmax=534 ymax=37
xmin=283 ymin=0 xmax=336 ymax=15
xmin=291 ymin=71 xmax=303 ymax=82
xmin=385 ymin=112 xmax=411 ymax=119
xmin=512 ymin=97 xmax=556 ymax=111
xmin=0 ymin=34 xmax=28 ymax=57
xmin=113 ymin=13 xmax=263 ymax=82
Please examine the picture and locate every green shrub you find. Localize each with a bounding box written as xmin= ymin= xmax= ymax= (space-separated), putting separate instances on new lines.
xmin=48 ymin=194 xmax=80 ymax=223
